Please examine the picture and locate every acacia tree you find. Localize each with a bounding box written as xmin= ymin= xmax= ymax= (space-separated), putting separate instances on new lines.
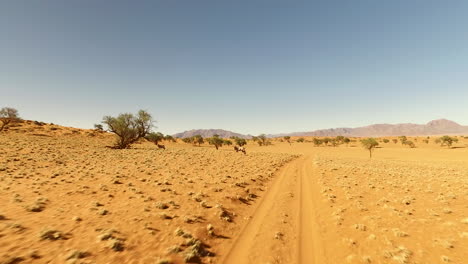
xmin=283 ymin=136 xmax=291 ymax=145
xmin=258 ymin=134 xmax=267 ymax=146
xmin=102 ymin=110 xmax=154 ymax=149
xmin=435 ymin=135 xmax=458 ymax=148
xmin=233 ymin=137 xmax=247 ymax=147
xmin=0 ymin=107 xmax=20 ymax=132
xmin=192 ymin=135 xmax=204 ymax=146
xmin=207 ymin=135 xmax=224 ymax=150
xmin=361 ymin=138 xmax=379 ymax=158
xmin=182 ymin=137 xmax=192 ymax=144
xmin=146 ymin=132 xmax=164 ymax=145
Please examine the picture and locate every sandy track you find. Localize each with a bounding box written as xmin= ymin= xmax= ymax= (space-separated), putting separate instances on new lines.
xmin=298 ymin=156 xmax=326 ymax=264
xmin=223 ymin=155 xmax=325 ymax=264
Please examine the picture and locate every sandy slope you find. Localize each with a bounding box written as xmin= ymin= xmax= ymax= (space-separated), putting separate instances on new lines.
xmin=0 ymin=122 xmax=297 ymax=264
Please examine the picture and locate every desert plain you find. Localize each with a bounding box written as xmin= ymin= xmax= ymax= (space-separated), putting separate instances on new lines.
xmin=1 ymin=120 xmax=467 ymax=264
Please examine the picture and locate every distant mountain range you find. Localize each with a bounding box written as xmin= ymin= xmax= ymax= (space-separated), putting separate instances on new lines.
xmin=173 ymin=119 xmax=468 ymax=138
xmin=173 ymin=129 xmax=252 ymax=139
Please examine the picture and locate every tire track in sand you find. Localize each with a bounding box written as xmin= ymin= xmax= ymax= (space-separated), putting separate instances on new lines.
xmin=223 ymin=155 xmax=326 ymax=264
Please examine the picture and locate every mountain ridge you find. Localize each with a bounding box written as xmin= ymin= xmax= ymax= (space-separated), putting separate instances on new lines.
xmin=173 ymin=119 xmax=468 ymax=138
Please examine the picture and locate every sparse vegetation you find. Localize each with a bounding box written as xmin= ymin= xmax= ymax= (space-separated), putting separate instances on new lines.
xmin=296 ymin=137 xmax=305 ymax=143
xmin=0 ymin=107 xmax=20 ymax=132
xmin=146 ymin=132 xmax=165 ymax=145
xmin=102 ymin=110 xmax=154 ymax=149
xmin=403 ymin=140 xmax=416 ymax=148
xmin=313 ymin=138 xmax=323 ymax=146
xmin=207 ymin=135 xmax=224 ymax=150
xmin=435 ymin=135 xmax=458 ymax=148
xmin=233 ymin=137 xmax=247 ymax=146
xmin=94 ymin=124 xmax=104 ymax=131
xmin=284 ymin=136 xmax=291 ymax=144
xmin=399 ymin=136 xmax=408 ymax=145
xmin=361 ymin=138 xmax=379 ymax=158
xmin=192 ymin=135 xmax=204 ymax=146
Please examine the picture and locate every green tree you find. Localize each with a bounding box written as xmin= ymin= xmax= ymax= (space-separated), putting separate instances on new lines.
xmin=0 ymin=107 xmax=20 ymax=132
xmin=435 ymin=135 xmax=458 ymax=148
xmin=192 ymin=135 xmax=204 ymax=146
xmin=94 ymin=124 xmax=104 ymax=131
xmin=207 ymin=135 xmax=224 ymax=150
xmin=102 ymin=110 xmax=154 ymax=149
xmin=258 ymin=134 xmax=267 ymax=146
xmin=223 ymin=139 xmax=233 ymax=146
xmin=182 ymin=137 xmax=192 ymax=144
xmin=361 ymin=138 xmax=379 ymax=158
xmin=233 ymin=137 xmax=247 ymax=146
xmin=146 ymin=132 xmax=165 ymax=145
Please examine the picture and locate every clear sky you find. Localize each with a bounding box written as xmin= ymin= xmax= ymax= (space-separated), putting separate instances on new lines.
xmin=1 ymin=1 xmax=468 ymax=135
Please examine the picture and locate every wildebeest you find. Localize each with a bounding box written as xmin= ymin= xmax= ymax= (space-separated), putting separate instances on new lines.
xmin=234 ymin=146 xmax=246 ymax=154
xmin=157 ymin=144 xmax=165 ymax=150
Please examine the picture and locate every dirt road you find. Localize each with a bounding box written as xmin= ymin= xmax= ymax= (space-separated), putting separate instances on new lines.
xmin=223 ymin=155 xmax=327 ymax=264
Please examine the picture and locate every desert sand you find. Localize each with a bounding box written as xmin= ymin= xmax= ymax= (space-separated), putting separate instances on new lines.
xmin=1 ymin=121 xmax=467 ymax=264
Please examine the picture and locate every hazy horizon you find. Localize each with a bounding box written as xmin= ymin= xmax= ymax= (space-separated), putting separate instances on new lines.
xmin=2 ymin=1 xmax=468 ymax=135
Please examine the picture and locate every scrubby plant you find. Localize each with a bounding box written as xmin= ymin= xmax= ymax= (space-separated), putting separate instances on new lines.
xmin=102 ymin=110 xmax=154 ymax=149
xmin=283 ymin=136 xmax=291 ymax=144
xmin=392 ymin=139 xmax=398 ymax=144
xmin=94 ymin=124 xmax=104 ymax=131
xmin=403 ymin=140 xmax=416 ymax=148
xmin=0 ymin=107 xmax=20 ymax=132
xmin=296 ymin=137 xmax=305 ymax=143
xmin=233 ymin=137 xmax=247 ymax=146
xmin=146 ymin=132 xmax=165 ymax=145
xmin=323 ymin=137 xmax=331 ymax=145
xmin=164 ymin=135 xmax=176 ymax=142
xmin=192 ymin=135 xmax=204 ymax=146
xmin=182 ymin=137 xmax=192 ymax=144
xmin=435 ymin=135 xmax=458 ymax=148
xmin=207 ymin=135 xmax=224 ymax=150
xmin=258 ymin=134 xmax=268 ymax=146
xmin=253 ymin=134 xmax=269 ymax=146
xmin=399 ymin=136 xmax=408 ymax=145
xmin=383 ymin=139 xmax=389 ymax=143
xmin=312 ymin=138 xmax=323 ymax=147
xmin=223 ymin=139 xmax=232 ymax=146
xmin=361 ymin=138 xmax=379 ymax=158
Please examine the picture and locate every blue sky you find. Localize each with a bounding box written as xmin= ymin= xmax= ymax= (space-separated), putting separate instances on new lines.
xmin=1 ymin=1 xmax=468 ymax=135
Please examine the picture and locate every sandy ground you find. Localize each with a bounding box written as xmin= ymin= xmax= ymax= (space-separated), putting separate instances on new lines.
xmin=0 ymin=121 xmax=296 ymax=264
xmin=1 ymin=121 xmax=467 ymax=264
xmin=225 ymin=141 xmax=468 ymax=264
